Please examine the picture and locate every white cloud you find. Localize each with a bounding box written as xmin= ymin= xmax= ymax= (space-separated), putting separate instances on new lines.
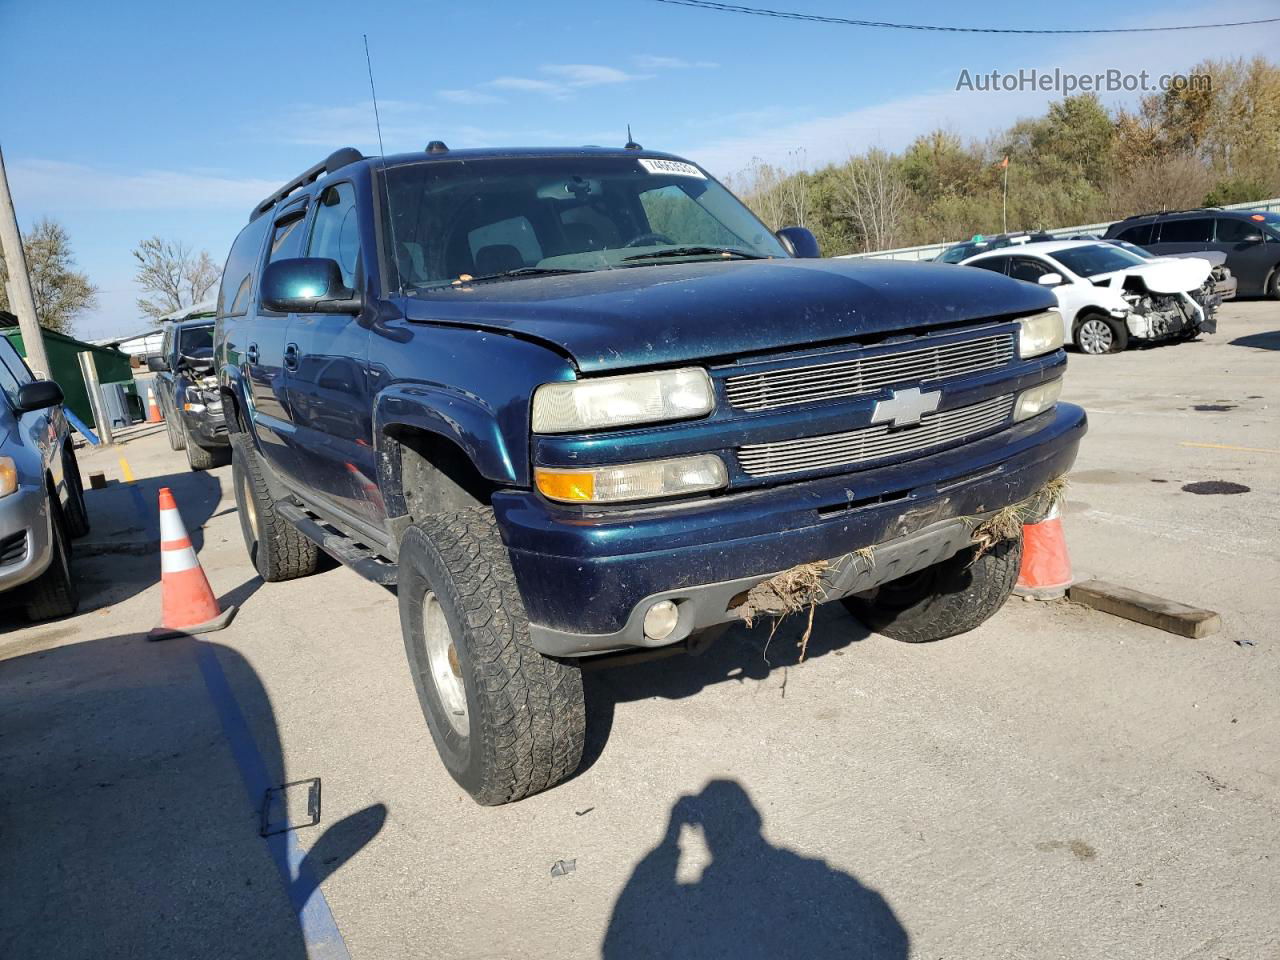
xmin=541 ymin=63 xmax=639 ymax=86
xmin=7 ymin=159 xmax=279 ymax=212
xmin=633 ymin=54 xmax=718 ymax=70
xmin=438 ymin=88 xmax=504 ymax=105
xmin=491 ymin=75 xmax=569 ymax=97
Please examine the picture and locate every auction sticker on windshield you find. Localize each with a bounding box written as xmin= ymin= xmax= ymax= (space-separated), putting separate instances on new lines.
xmin=638 ymin=158 xmax=705 ymax=178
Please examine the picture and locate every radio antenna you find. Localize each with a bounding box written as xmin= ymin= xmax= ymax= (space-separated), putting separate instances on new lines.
xmin=363 ymin=34 xmax=401 ymax=295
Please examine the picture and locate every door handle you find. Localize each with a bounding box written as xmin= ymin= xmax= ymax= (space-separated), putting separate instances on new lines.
xmin=245 ymin=342 xmax=259 ymax=365
xmin=283 ymin=343 xmax=300 ymax=371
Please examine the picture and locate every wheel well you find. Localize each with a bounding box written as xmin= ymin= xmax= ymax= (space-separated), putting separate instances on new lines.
xmin=382 ymin=427 xmax=495 ymax=521
xmin=220 ymin=387 xmax=247 ymax=434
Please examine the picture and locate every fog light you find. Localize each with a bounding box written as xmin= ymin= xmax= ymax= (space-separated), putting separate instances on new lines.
xmin=643 ymin=600 xmax=680 ymax=641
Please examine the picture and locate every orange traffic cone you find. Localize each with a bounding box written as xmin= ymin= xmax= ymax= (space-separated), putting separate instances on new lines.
xmin=146 ymin=386 xmax=162 ymax=423
xmin=148 ymin=487 xmax=237 ymax=640
xmin=1013 ymin=502 xmax=1073 ymax=600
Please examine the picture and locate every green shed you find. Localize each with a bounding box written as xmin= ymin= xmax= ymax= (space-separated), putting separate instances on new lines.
xmin=0 ymin=311 xmax=137 ymax=428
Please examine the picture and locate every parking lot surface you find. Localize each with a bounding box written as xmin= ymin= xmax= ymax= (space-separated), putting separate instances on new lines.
xmin=2 ymin=302 xmax=1277 ymax=959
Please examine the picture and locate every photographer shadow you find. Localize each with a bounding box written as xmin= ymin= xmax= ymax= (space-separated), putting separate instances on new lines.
xmin=603 ymin=779 xmax=908 ymax=959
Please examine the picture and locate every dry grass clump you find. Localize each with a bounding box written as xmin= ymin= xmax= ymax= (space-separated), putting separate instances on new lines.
xmin=969 ymin=475 xmax=1070 ymax=558
xmin=737 ymin=561 xmax=830 ymax=662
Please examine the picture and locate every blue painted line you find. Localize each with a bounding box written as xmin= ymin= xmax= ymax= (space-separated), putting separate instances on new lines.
xmin=195 ymin=640 xmax=353 ymax=960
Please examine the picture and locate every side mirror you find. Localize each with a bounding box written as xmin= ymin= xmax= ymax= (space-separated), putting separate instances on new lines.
xmin=775 ymin=226 xmax=821 ymax=259
xmin=15 ymin=380 xmax=63 ymax=413
xmin=1037 ymin=272 xmax=1064 ymax=287
xmin=261 ymin=258 xmax=362 ymax=314
xmin=147 ymin=355 xmax=170 ymax=373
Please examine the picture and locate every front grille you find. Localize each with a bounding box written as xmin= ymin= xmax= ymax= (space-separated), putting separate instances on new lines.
xmin=737 ymin=393 xmax=1015 ymax=478
xmin=0 ymin=531 xmax=28 ymax=567
xmin=725 ymin=333 xmax=1014 ymax=412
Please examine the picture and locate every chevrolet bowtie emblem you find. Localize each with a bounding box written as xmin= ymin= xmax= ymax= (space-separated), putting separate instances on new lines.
xmin=870 ymin=387 xmax=941 ymax=428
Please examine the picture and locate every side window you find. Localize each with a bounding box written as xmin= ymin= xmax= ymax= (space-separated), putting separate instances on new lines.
xmin=1009 ymin=257 xmax=1053 ymax=283
xmin=217 ymin=214 xmax=271 ymax=318
xmin=1157 ymin=218 xmax=1212 ymax=243
xmin=968 ymin=256 xmax=1008 ymax=274
xmin=1215 ymin=218 xmax=1261 ymax=243
xmin=0 ymin=338 xmax=31 ymax=407
xmin=308 ymin=183 xmax=360 ymax=288
xmin=268 ymin=209 xmax=308 ymax=264
xmin=638 ymin=185 xmax=739 ymax=247
xmin=1116 ymin=223 xmax=1152 ymax=245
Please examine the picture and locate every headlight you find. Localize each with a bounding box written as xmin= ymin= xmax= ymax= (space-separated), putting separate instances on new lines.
xmin=532 ymin=368 xmax=714 ymax=433
xmin=1017 ymin=310 xmax=1064 ymax=358
xmin=535 ymin=454 xmax=727 ymax=503
xmin=1014 ymin=378 xmax=1062 ymax=422
xmin=0 ymin=457 xmax=17 ymax=498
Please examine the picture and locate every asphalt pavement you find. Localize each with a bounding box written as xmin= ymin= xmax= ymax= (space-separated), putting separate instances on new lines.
xmin=1 ymin=302 xmax=1277 ymax=959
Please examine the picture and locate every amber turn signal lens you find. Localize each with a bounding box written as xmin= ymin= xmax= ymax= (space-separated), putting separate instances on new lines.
xmin=535 ymin=469 xmax=596 ymax=502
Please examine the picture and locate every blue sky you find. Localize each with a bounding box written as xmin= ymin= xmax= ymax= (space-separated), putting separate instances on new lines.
xmin=3 ymin=0 xmax=1277 ymax=338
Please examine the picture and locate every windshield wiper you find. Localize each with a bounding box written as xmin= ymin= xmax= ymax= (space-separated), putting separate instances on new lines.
xmin=621 ymin=246 xmax=767 ymax=263
xmin=454 ymin=266 xmax=591 ymax=285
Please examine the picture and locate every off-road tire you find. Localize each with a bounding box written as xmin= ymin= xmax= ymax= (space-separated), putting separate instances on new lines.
xmin=1074 ymin=313 xmax=1127 ymax=355
xmin=230 ymin=433 xmax=318 ymax=582
xmin=843 ymin=536 xmax=1023 ymax=643
xmin=165 ymin=404 xmax=186 ymax=450
xmin=24 ymin=501 xmax=78 ymax=621
xmin=62 ymin=445 xmax=90 ymax=538
xmin=398 ymin=508 xmax=585 ymax=805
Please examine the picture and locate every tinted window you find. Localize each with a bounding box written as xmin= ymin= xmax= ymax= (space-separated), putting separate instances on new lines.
xmin=1157 ymin=218 xmax=1212 ymax=243
xmin=308 ymin=183 xmax=360 ymax=287
xmin=217 ymin=214 xmax=270 ymax=318
xmin=1115 ymin=223 xmax=1153 ymax=245
xmin=0 ymin=338 xmax=33 ymax=407
xmin=1216 ymin=218 xmax=1263 ymax=243
xmin=968 ymin=256 xmax=1008 ymax=274
xmin=1051 ymin=244 xmax=1147 ymax=277
xmin=1009 ymin=257 xmax=1054 ymax=282
xmin=268 ymin=209 xmax=308 ymax=263
xmin=178 ymin=323 xmax=214 ymax=357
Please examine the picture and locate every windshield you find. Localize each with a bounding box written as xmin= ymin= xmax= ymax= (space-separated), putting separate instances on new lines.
xmin=1050 ymin=244 xmax=1147 ymax=278
xmin=1111 ymin=240 xmax=1155 ymax=259
xmin=178 ymin=323 xmax=214 ymax=356
xmin=381 ymin=155 xmax=788 ymax=290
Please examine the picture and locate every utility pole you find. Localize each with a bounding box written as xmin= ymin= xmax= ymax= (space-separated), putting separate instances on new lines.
xmin=0 ymin=143 xmax=51 ymax=379
xmin=1001 ymin=156 xmax=1010 ymax=235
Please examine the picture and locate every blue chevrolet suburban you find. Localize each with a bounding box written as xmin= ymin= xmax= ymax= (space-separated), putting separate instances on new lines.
xmin=214 ymin=143 xmax=1086 ymax=804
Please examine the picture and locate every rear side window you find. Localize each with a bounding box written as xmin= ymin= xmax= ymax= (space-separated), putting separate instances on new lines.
xmin=308 ymin=183 xmax=360 ymax=288
xmin=217 ymin=215 xmax=271 ymax=318
xmin=1114 ymin=223 xmax=1153 ymax=245
xmin=1215 ymin=218 xmax=1262 ymax=243
xmin=1009 ymin=257 xmax=1054 ymax=282
xmin=1157 ymin=218 xmax=1212 ymax=243
xmin=968 ymin=256 xmax=1008 ymax=274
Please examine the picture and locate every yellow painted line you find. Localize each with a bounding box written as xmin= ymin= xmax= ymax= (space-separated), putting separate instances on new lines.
xmin=1179 ymin=441 xmax=1280 ymax=455
xmin=118 ymin=457 xmax=136 ymax=484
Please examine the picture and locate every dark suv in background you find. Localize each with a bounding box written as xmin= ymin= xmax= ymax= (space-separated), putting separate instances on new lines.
xmin=215 ymin=143 xmax=1084 ymax=804
xmin=1104 ymin=208 xmax=1280 ymax=297
xmin=149 ymin=316 xmax=229 ymax=470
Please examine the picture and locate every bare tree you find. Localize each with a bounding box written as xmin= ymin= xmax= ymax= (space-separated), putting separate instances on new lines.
xmin=833 ymin=149 xmax=909 ymax=252
xmin=1106 ymin=153 xmax=1213 ymax=218
xmin=133 ymin=237 xmax=221 ymax=320
xmin=0 ymin=218 xmax=97 ymax=336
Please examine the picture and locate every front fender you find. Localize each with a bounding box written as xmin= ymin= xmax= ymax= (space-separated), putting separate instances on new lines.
xmin=373 ymin=384 xmax=519 ymax=486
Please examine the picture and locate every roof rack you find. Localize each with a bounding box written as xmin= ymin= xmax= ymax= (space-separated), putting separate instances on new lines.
xmin=250 ymin=147 xmax=364 ymax=222
xmin=1117 ymin=206 xmax=1222 ymax=221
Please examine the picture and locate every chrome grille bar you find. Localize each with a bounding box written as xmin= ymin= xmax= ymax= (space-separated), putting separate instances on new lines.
xmin=737 ymin=394 xmax=1015 ymax=478
xmin=725 ymin=333 xmax=1014 ymax=412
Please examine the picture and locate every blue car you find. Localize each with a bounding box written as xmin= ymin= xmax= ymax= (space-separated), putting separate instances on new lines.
xmin=215 ymin=144 xmax=1086 ymax=804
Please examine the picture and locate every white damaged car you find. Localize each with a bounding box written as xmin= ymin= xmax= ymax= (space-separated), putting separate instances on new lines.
xmin=960 ymin=240 xmax=1210 ymax=355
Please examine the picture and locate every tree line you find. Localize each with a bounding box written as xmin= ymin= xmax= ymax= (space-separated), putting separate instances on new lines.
xmin=726 ymin=56 xmax=1280 ymax=255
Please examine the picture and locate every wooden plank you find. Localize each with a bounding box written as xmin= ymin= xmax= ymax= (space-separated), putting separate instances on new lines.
xmin=1068 ymin=579 xmax=1222 ymax=639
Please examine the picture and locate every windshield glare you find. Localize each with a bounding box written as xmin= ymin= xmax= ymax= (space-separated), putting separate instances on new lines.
xmin=1051 ymin=244 xmax=1147 ymax=277
xmin=382 ymin=156 xmax=788 ymax=289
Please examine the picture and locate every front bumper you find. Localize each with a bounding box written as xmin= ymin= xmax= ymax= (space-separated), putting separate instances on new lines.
xmin=0 ymin=488 xmax=53 ymax=594
xmin=181 ymin=401 xmax=229 ymax=447
xmin=495 ymin=403 xmax=1087 ymax=656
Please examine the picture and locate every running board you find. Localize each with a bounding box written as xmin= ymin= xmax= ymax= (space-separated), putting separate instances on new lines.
xmin=276 ymin=502 xmax=398 ymax=585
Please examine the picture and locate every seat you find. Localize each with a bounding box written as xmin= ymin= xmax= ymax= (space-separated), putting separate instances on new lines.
xmin=473 ymin=244 xmax=525 ymax=275
xmin=563 ymin=222 xmax=604 ymax=252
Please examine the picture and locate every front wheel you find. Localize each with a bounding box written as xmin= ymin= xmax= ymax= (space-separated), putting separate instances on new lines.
xmin=398 ymin=508 xmax=585 ymax=805
xmin=843 ymin=536 xmax=1022 ymax=643
xmin=1074 ymin=314 xmax=1128 ymax=355
xmin=165 ymin=404 xmax=186 ymax=450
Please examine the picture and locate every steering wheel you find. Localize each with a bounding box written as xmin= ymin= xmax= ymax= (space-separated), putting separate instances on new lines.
xmin=623 ymin=232 xmax=676 ymax=248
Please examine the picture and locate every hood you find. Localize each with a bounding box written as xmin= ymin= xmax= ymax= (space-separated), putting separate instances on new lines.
xmin=1091 ymin=258 xmax=1211 ymax=294
xmin=400 ymin=258 xmax=1053 ymax=372
xmin=1160 ymin=250 xmax=1228 ymax=268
